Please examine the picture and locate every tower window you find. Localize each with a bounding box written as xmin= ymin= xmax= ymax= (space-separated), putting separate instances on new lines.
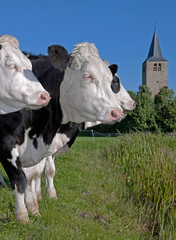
xmin=158 ymin=63 xmax=162 ymax=71
xmin=153 ymin=63 xmax=157 ymax=71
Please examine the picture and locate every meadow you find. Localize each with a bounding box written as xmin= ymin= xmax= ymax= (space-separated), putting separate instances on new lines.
xmin=0 ymin=133 xmax=175 ymax=240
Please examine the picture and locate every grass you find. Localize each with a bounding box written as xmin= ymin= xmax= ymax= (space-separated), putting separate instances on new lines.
xmin=0 ymin=133 xmax=175 ymax=239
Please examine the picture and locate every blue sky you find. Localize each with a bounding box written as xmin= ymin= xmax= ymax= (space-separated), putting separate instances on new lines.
xmin=1 ymin=0 xmax=175 ymax=93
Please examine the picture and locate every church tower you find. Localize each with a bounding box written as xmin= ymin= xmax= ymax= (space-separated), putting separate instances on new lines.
xmin=142 ymin=27 xmax=168 ymax=98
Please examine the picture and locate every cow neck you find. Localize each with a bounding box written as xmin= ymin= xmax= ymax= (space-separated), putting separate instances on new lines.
xmin=25 ymin=68 xmax=64 ymax=145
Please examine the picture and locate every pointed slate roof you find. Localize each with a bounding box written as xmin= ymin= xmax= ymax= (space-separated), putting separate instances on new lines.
xmin=146 ymin=30 xmax=167 ymax=61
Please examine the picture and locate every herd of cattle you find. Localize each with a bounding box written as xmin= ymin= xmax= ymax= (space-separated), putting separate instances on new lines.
xmin=0 ymin=34 xmax=135 ymax=223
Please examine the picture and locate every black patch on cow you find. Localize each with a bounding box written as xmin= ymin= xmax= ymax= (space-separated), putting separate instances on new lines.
xmin=33 ymin=137 xmax=38 ymax=149
xmin=0 ymin=112 xmax=27 ymax=192
xmin=0 ymin=44 xmax=2 ymax=50
xmin=59 ymin=122 xmax=85 ymax=149
xmin=109 ymin=64 xmax=118 ymax=76
xmin=111 ymin=75 xmax=120 ymax=94
xmin=29 ymin=55 xmax=52 ymax=78
xmin=1 ymin=155 xmax=27 ymax=193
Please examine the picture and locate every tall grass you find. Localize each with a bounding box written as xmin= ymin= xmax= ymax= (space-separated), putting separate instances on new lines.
xmin=102 ymin=132 xmax=176 ymax=239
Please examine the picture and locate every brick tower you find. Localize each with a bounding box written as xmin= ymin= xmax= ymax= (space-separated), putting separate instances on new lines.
xmin=142 ymin=28 xmax=168 ymax=98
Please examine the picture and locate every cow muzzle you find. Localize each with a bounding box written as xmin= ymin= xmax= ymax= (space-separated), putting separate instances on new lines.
xmin=110 ymin=109 xmax=127 ymax=122
xmin=28 ymin=91 xmax=51 ymax=109
xmin=39 ymin=92 xmax=51 ymax=106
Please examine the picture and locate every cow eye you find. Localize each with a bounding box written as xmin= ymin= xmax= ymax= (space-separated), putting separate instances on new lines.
xmin=7 ymin=63 xmax=19 ymax=72
xmin=83 ymin=73 xmax=94 ymax=82
xmin=13 ymin=65 xmax=19 ymax=72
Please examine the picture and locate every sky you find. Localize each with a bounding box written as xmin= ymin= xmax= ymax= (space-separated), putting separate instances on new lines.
xmin=0 ymin=0 xmax=175 ymax=93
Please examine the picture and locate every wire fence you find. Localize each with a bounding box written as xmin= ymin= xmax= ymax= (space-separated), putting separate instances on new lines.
xmin=78 ymin=129 xmax=120 ymax=137
xmin=78 ymin=129 xmax=121 ymax=143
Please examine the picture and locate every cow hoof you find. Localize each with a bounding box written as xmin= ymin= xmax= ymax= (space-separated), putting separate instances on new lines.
xmin=47 ymin=190 xmax=57 ymax=199
xmin=48 ymin=193 xmax=57 ymax=199
xmin=31 ymin=209 xmax=41 ymax=217
xmin=16 ymin=213 xmax=30 ymax=224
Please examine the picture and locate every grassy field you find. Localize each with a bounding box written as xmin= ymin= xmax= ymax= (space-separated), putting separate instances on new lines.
xmin=0 ymin=133 xmax=175 ymax=240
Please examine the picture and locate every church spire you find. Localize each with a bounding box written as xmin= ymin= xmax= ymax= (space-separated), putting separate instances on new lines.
xmin=146 ymin=27 xmax=167 ymax=61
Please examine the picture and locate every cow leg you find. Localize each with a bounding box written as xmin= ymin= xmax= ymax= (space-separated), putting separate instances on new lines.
xmin=45 ymin=156 xmax=57 ymax=199
xmin=0 ymin=150 xmax=29 ymax=223
xmin=35 ymin=158 xmax=46 ymax=200
xmin=23 ymin=166 xmax=41 ymax=216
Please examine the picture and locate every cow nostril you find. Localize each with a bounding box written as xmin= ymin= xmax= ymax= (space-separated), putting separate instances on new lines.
xmin=41 ymin=95 xmax=46 ymax=101
xmin=111 ymin=110 xmax=118 ymax=119
xmin=39 ymin=92 xmax=51 ymax=104
xmin=133 ymin=102 xmax=136 ymax=108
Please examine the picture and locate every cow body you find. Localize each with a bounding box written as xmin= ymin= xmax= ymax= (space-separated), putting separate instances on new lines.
xmin=0 ymin=42 xmax=132 ymax=222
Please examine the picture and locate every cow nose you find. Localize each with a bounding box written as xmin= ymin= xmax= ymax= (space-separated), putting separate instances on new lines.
xmin=110 ymin=109 xmax=124 ymax=121
xmin=39 ymin=92 xmax=51 ymax=106
xmin=132 ymin=102 xmax=136 ymax=110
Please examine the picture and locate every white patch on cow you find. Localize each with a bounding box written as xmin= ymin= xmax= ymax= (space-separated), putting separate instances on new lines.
xmin=7 ymin=147 xmax=19 ymax=169
xmin=47 ymin=133 xmax=70 ymax=156
xmin=44 ymin=156 xmax=57 ymax=198
xmin=0 ymin=35 xmax=50 ymax=114
xmin=17 ymin=128 xmax=50 ymax=168
xmin=23 ymin=165 xmax=42 ymax=216
xmin=14 ymin=185 xmax=29 ymax=223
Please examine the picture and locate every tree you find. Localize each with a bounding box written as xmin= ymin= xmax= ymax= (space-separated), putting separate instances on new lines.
xmin=155 ymin=87 xmax=176 ymax=132
xmin=114 ymin=86 xmax=157 ymax=132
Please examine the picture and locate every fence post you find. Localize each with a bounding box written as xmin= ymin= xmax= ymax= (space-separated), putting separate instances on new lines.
xmin=91 ymin=129 xmax=95 ymax=143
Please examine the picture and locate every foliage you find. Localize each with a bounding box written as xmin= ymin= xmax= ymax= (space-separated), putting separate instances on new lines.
xmin=103 ymin=133 xmax=176 ymax=239
xmin=155 ymin=87 xmax=176 ymax=132
xmin=127 ymin=85 xmax=157 ymax=131
xmin=93 ymin=86 xmax=176 ymax=133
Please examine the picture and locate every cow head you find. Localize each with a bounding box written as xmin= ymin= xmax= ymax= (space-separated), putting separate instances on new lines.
xmin=48 ymin=43 xmax=135 ymax=124
xmin=108 ymin=64 xmax=136 ymax=112
xmin=0 ymin=35 xmax=50 ymax=114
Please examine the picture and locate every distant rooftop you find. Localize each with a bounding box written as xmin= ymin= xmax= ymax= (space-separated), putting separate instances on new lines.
xmin=145 ymin=29 xmax=167 ymax=62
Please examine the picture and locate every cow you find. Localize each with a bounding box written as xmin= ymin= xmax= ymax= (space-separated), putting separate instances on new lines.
xmin=0 ymin=34 xmax=50 ymax=190
xmin=0 ymin=35 xmax=50 ymax=113
xmin=22 ymin=67 xmax=136 ymax=217
xmin=0 ymin=42 xmax=134 ymax=223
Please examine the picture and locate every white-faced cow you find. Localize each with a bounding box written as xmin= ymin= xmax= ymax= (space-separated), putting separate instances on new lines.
xmin=0 ymin=34 xmax=50 ymax=189
xmin=0 ymin=35 xmax=50 ymax=113
xmin=0 ymin=42 xmax=134 ymax=223
xmin=22 ymin=63 xmax=136 ymax=216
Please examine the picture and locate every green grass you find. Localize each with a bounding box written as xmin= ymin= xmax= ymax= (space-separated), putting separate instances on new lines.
xmin=0 ymin=133 xmax=175 ymax=239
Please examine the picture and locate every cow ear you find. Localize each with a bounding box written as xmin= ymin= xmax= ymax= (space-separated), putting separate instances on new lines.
xmin=109 ymin=64 xmax=118 ymax=76
xmin=48 ymin=45 xmax=69 ymax=71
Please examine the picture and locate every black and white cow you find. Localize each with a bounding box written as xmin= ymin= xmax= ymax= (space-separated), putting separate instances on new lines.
xmin=0 ymin=35 xmax=50 ymax=113
xmin=0 ymin=34 xmax=50 ymax=188
xmin=22 ymin=61 xmax=136 ymax=216
xmin=0 ymin=42 xmax=132 ymax=223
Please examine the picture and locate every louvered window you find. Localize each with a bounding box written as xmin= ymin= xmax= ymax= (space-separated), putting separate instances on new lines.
xmin=153 ymin=63 xmax=157 ymax=71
